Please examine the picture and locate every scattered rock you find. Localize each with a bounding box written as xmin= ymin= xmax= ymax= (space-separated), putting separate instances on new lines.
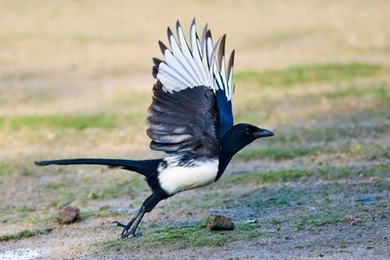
xmin=57 ymin=206 xmax=80 ymax=224
xmin=344 ymin=215 xmax=359 ymax=225
xmin=245 ymin=219 xmax=257 ymax=224
xmin=206 ymin=215 xmax=234 ymax=231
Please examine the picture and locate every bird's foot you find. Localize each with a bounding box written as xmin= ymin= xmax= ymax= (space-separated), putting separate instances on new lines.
xmin=113 ymin=220 xmax=142 ymax=239
xmin=121 ymin=231 xmax=143 ymax=239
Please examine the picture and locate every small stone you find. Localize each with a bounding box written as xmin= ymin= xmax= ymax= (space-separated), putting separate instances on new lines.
xmin=207 ymin=215 xmax=234 ymax=231
xmin=57 ymin=206 xmax=80 ymax=224
xmin=245 ymin=219 xmax=257 ymax=224
xmin=344 ymin=215 xmax=359 ymax=225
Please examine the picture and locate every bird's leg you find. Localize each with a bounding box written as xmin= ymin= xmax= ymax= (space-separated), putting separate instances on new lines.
xmin=114 ymin=193 xmax=164 ymax=239
xmin=122 ymin=209 xmax=145 ymax=238
xmin=113 ymin=206 xmax=144 ymax=238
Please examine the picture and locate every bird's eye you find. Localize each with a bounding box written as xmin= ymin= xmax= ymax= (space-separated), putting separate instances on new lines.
xmin=245 ymin=128 xmax=251 ymax=135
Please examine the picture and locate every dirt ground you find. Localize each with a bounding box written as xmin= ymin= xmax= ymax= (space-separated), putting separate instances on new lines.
xmin=0 ymin=0 xmax=389 ymax=259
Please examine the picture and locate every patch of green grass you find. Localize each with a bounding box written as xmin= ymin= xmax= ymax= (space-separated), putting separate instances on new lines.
xmin=341 ymin=143 xmax=390 ymax=159
xmin=9 ymin=208 xmax=56 ymax=225
xmin=270 ymin=219 xmax=283 ymax=225
xmin=290 ymin=124 xmax=388 ymax=144
xmin=230 ymin=168 xmax=308 ymax=185
xmin=88 ymin=178 xmax=144 ymax=200
xmin=373 ymin=178 xmax=390 ymax=191
xmin=236 ymin=63 xmax=386 ymax=87
xmin=261 ymin=168 xmax=310 ymax=183
xmin=43 ymin=177 xmax=144 ymax=205
xmin=295 ymin=211 xmax=345 ymax=229
xmin=2 ymin=203 xmax=127 ymax=225
xmin=322 ymin=85 xmax=389 ymax=100
xmin=320 ymin=185 xmax=342 ymax=196
xmin=237 ymin=146 xmax=319 ymax=160
xmin=0 ymin=162 xmax=18 ymax=178
xmin=237 ymin=135 xmax=389 ymax=161
xmin=228 ymin=164 xmax=389 ymax=185
xmin=80 ymin=206 xmax=127 ymax=220
xmin=1 ymin=207 xmax=41 ymax=224
xmin=0 ymin=227 xmax=53 ymax=242
xmin=174 ymin=191 xmax=229 ymax=209
xmin=254 ymin=189 xmax=306 ymax=208
xmin=317 ymin=142 xmax=389 ymax=161
xmin=44 ymin=181 xmax=70 ymax=190
xmin=235 ymin=107 xmax=388 ymax=162
xmin=101 ymin=222 xmax=261 ymax=251
xmin=0 ymin=113 xmax=144 ymax=131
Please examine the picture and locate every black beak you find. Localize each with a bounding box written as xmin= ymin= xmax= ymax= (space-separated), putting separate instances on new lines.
xmin=253 ymin=128 xmax=274 ymax=138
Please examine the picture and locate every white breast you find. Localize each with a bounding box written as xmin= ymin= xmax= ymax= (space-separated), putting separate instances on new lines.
xmin=158 ymin=158 xmax=219 ymax=195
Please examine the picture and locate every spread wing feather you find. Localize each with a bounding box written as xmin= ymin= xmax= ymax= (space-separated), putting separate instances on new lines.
xmin=148 ymin=19 xmax=235 ymax=155
xmin=147 ymin=82 xmax=218 ymax=156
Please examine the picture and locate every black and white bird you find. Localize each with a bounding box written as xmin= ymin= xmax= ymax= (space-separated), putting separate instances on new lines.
xmin=35 ymin=19 xmax=274 ymax=238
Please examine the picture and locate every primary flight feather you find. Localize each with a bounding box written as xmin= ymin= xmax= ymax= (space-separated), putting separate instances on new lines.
xmin=35 ymin=19 xmax=274 ymax=238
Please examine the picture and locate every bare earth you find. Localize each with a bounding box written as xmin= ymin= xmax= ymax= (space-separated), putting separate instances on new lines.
xmin=0 ymin=0 xmax=389 ymax=259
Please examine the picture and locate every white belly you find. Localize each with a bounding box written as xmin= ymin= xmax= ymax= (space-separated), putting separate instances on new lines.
xmin=158 ymin=158 xmax=219 ymax=195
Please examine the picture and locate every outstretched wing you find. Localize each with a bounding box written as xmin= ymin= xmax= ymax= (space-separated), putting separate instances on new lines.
xmin=147 ymin=19 xmax=234 ymax=155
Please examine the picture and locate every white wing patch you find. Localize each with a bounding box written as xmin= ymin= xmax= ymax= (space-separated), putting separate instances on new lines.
xmin=154 ymin=19 xmax=234 ymax=101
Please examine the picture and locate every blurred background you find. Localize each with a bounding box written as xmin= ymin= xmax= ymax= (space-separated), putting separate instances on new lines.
xmin=0 ymin=0 xmax=389 ymax=258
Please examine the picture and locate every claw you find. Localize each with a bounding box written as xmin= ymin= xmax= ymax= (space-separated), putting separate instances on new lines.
xmin=122 ymin=231 xmax=142 ymax=239
xmin=113 ymin=221 xmax=126 ymax=228
xmin=115 ymin=204 xmax=147 ymax=239
xmin=121 ymin=227 xmax=130 ymax=238
xmin=121 ymin=230 xmax=131 ymax=239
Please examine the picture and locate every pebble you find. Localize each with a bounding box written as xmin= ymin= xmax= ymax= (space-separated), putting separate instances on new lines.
xmin=207 ymin=215 xmax=235 ymax=231
xmin=57 ymin=206 xmax=80 ymax=224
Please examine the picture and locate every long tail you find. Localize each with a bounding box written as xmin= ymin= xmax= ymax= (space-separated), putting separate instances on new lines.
xmin=34 ymin=158 xmax=162 ymax=177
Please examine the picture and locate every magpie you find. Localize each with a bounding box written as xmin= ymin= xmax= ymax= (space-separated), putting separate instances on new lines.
xmin=35 ymin=19 xmax=274 ymax=239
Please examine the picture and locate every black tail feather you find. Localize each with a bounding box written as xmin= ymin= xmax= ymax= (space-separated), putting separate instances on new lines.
xmin=34 ymin=158 xmax=162 ymax=177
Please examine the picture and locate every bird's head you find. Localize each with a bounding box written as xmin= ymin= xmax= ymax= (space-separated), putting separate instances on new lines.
xmin=221 ymin=123 xmax=274 ymax=155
